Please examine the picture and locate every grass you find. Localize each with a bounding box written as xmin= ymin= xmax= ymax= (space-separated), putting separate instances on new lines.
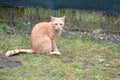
xmin=0 ymin=31 xmax=120 ymax=80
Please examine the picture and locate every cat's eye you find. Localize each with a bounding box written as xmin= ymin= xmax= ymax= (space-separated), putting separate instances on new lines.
xmin=55 ymin=23 xmax=58 ymax=25
xmin=60 ymin=23 xmax=62 ymax=25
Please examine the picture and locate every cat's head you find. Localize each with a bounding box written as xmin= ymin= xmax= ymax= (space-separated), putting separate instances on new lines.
xmin=51 ymin=16 xmax=65 ymax=31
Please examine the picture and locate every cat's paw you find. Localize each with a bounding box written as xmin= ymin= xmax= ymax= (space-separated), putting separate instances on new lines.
xmin=51 ymin=51 xmax=60 ymax=55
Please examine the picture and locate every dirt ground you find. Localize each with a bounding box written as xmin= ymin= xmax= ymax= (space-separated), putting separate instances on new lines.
xmin=0 ymin=52 xmax=21 ymax=69
xmin=69 ymin=29 xmax=120 ymax=44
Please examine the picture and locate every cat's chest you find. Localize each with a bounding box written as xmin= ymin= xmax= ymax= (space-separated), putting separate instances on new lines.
xmin=49 ymin=29 xmax=62 ymax=39
xmin=54 ymin=30 xmax=62 ymax=36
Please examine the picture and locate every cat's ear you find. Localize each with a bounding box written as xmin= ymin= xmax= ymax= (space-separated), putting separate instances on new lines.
xmin=62 ymin=16 xmax=65 ymax=21
xmin=51 ymin=16 xmax=55 ymax=21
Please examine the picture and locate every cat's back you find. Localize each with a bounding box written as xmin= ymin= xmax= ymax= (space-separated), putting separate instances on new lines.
xmin=33 ymin=22 xmax=49 ymax=30
xmin=31 ymin=22 xmax=51 ymax=34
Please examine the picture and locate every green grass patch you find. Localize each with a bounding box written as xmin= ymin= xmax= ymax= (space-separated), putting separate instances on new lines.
xmin=0 ymin=32 xmax=120 ymax=80
xmin=0 ymin=24 xmax=7 ymax=32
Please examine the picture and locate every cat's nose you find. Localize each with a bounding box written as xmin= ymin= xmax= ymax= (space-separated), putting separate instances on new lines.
xmin=54 ymin=27 xmax=59 ymax=30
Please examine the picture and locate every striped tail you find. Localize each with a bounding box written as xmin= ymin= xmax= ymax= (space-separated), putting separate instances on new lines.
xmin=6 ymin=49 xmax=34 ymax=57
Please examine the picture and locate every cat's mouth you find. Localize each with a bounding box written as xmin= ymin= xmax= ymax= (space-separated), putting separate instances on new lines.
xmin=54 ymin=27 xmax=62 ymax=31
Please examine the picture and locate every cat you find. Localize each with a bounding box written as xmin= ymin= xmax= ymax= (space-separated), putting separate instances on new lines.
xmin=6 ymin=16 xmax=65 ymax=56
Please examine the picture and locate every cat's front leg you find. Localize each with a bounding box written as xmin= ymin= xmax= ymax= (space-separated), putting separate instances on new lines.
xmin=51 ymin=39 xmax=60 ymax=55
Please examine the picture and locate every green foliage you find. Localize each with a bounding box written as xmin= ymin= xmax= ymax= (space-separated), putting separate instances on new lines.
xmin=0 ymin=7 xmax=120 ymax=32
xmin=0 ymin=24 xmax=7 ymax=32
xmin=107 ymin=44 xmax=120 ymax=53
xmin=15 ymin=23 xmax=24 ymax=29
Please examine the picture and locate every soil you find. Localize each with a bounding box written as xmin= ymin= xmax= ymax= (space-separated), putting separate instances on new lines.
xmin=0 ymin=52 xmax=21 ymax=69
xmin=90 ymin=29 xmax=120 ymax=44
xmin=67 ymin=29 xmax=120 ymax=45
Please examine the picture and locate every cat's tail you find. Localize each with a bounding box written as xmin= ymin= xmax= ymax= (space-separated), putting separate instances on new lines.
xmin=6 ymin=49 xmax=34 ymax=57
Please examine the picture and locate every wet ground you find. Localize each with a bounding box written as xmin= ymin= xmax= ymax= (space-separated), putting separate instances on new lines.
xmin=0 ymin=52 xmax=21 ymax=69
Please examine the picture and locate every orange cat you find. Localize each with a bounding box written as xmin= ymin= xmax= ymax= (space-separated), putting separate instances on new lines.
xmin=6 ymin=16 xmax=65 ymax=56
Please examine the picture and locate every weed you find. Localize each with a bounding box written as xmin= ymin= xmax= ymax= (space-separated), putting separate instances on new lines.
xmin=0 ymin=24 xmax=7 ymax=32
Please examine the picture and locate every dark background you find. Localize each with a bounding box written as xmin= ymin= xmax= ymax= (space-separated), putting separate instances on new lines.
xmin=0 ymin=0 xmax=120 ymax=13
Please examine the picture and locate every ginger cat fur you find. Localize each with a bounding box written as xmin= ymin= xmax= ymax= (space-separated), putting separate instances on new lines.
xmin=6 ymin=16 xmax=65 ymax=56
